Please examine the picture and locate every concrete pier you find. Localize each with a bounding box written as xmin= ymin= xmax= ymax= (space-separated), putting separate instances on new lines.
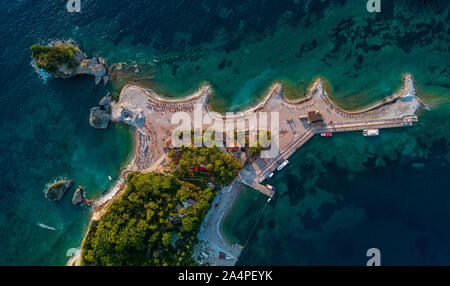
xmin=239 ymin=169 xmax=274 ymax=197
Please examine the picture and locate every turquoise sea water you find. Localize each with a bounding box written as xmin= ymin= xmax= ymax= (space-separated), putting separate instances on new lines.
xmin=0 ymin=0 xmax=449 ymax=265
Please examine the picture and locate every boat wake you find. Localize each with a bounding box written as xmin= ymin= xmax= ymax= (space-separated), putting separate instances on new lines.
xmin=37 ymin=223 xmax=57 ymax=231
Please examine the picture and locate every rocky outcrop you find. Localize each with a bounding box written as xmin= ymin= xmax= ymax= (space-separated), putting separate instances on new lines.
xmin=102 ymin=75 xmax=109 ymax=85
xmin=89 ymin=107 xmax=111 ymax=129
xmin=89 ymin=95 xmax=112 ymax=129
xmin=35 ymin=40 xmax=108 ymax=85
xmin=111 ymin=101 xmax=146 ymax=129
xmin=99 ymin=95 xmax=111 ymax=113
xmin=72 ymin=186 xmax=85 ymax=205
xmin=46 ymin=180 xmax=74 ymax=201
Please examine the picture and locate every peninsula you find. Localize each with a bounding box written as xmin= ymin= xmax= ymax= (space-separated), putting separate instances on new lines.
xmin=71 ymin=73 xmax=422 ymax=266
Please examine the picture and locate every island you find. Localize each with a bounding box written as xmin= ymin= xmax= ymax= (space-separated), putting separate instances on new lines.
xmin=66 ymin=70 xmax=422 ymax=266
xmin=31 ymin=41 xmax=108 ymax=85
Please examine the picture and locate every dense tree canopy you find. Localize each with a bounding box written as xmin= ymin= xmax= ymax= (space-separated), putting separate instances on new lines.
xmin=169 ymin=145 xmax=242 ymax=187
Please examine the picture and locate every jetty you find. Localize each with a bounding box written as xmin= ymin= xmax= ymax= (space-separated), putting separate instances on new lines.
xmin=101 ymin=73 xmax=422 ymax=266
xmin=239 ymin=169 xmax=274 ymax=197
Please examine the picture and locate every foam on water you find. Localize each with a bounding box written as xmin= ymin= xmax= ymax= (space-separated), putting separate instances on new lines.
xmin=37 ymin=223 xmax=57 ymax=231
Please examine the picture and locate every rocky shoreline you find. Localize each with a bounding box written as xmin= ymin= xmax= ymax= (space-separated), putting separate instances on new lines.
xmin=45 ymin=179 xmax=92 ymax=206
xmin=71 ymin=72 xmax=423 ymax=266
xmin=32 ymin=40 xmax=109 ymax=85
xmin=89 ymin=94 xmax=112 ymax=129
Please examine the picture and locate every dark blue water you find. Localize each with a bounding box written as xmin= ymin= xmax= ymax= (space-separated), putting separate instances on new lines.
xmin=0 ymin=0 xmax=449 ymax=265
xmin=0 ymin=1 xmax=133 ymax=265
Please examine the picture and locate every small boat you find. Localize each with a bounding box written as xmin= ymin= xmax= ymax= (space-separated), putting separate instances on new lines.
xmin=277 ymin=160 xmax=289 ymax=171
xmin=363 ymin=129 xmax=379 ymax=136
xmin=108 ymin=176 xmax=112 ymax=181
xmin=37 ymin=223 xmax=57 ymax=231
xmin=268 ymin=172 xmax=274 ymax=179
xmin=321 ymin=132 xmax=332 ymax=137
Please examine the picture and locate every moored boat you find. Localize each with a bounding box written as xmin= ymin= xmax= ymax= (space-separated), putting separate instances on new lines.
xmin=277 ymin=160 xmax=289 ymax=171
xmin=363 ymin=129 xmax=380 ymax=136
xmin=266 ymin=184 xmax=274 ymax=191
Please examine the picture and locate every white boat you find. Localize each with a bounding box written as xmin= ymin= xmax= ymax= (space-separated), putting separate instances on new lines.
xmin=108 ymin=176 xmax=112 ymax=181
xmin=277 ymin=160 xmax=289 ymax=171
xmin=268 ymin=172 xmax=274 ymax=179
xmin=363 ymin=129 xmax=380 ymax=136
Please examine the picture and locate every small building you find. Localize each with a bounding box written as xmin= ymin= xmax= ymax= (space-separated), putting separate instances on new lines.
xmin=227 ymin=141 xmax=239 ymax=152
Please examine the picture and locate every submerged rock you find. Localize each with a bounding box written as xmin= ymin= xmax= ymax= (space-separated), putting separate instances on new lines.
xmin=72 ymin=186 xmax=85 ymax=205
xmin=79 ymin=57 xmax=108 ymax=85
xmin=102 ymin=75 xmax=109 ymax=85
xmin=46 ymin=180 xmax=73 ymax=201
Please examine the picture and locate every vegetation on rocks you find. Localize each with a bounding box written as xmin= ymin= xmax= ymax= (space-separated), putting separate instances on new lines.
xmin=81 ymin=146 xmax=242 ymax=266
xmin=169 ymin=145 xmax=242 ymax=187
xmin=31 ymin=44 xmax=79 ymax=72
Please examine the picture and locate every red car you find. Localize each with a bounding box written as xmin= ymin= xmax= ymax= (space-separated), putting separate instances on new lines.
xmin=321 ymin=132 xmax=332 ymax=137
xmin=193 ymin=166 xmax=210 ymax=172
